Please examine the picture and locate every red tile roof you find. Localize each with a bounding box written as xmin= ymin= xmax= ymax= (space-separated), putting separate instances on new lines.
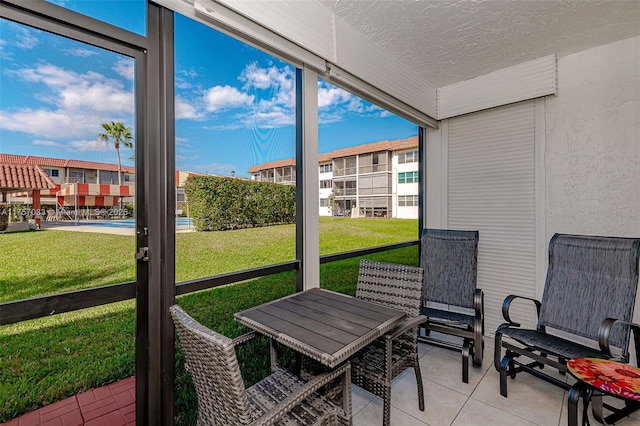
xmin=248 ymin=136 xmax=419 ymax=172
xmin=247 ymin=158 xmax=296 ymax=173
xmin=0 ymin=163 xmax=57 ymax=192
xmin=0 ymin=154 xmax=135 ymax=174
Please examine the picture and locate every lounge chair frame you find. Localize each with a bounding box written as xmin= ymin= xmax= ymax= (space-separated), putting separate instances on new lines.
xmin=495 ymin=233 xmax=640 ymax=398
xmin=418 ymin=228 xmax=483 ymax=383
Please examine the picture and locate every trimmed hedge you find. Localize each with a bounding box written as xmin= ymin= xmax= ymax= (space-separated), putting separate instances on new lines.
xmin=184 ymin=176 xmax=295 ymax=231
xmin=0 ymin=204 xmax=8 ymax=231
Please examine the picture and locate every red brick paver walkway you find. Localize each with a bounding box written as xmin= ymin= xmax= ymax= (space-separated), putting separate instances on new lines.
xmin=3 ymin=376 xmax=135 ymax=426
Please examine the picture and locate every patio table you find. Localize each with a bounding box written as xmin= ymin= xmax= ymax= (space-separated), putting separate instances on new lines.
xmin=234 ymin=287 xmax=406 ymax=368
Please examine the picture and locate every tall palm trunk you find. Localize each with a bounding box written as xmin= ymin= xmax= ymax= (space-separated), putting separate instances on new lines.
xmin=115 ymin=144 xmax=122 ymax=186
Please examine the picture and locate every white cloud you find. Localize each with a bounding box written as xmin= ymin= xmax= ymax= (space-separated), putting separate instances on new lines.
xmin=113 ymin=59 xmax=135 ymax=80
xmin=0 ymin=63 xmax=134 ymax=139
xmin=15 ymin=26 xmax=38 ymax=50
xmin=70 ymin=139 xmax=111 ymax=152
xmin=317 ymin=84 xmax=353 ymax=109
xmin=31 ymin=138 xmax=109 ymax=152
xmin=64 ymin=48 xmax=98 ymax=58
xmin=33 ymin=139 xmax=64 ymax=148
xmin=204 ymin=123 xmax=245 ymax=131
xmin=241 ymin=62 xmax=295 ymax=107
xmin=176 ymin=97 xmax=203 ymax=120
xmin=204 ymin=85 xmax=254 ymax=112
xmin=188 ymin=162 xmax=237 ymax=175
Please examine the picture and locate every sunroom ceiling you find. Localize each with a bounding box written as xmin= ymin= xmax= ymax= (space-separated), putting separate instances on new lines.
xmin=317 ymin=0 xmax=640 ymax=87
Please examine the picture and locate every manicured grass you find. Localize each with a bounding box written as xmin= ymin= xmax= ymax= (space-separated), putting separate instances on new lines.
xmin=0 ymin=218 xmax=418 ymax=423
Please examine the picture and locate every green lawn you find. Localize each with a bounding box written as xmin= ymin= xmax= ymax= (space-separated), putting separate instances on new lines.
xmin=0 ymin=218 xmax=418 ymax=423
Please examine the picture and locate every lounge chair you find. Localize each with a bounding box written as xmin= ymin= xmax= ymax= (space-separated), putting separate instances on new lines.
xmin=418 ymin=228 xmax=483 ymax=383
xmin=495 ymin=233 xmax=640 ymax=397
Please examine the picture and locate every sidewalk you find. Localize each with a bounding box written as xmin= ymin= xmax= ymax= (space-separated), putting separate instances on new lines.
xmin=3 ymin=376 xmax=135 ymax=426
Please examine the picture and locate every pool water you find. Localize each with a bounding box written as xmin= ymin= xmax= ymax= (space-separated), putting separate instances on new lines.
xmin=82 ymin=218 xmax=194 ymax=229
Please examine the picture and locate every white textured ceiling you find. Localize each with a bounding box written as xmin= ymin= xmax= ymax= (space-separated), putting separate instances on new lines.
xmin=318 ymin=0 xmax=640 ymax=88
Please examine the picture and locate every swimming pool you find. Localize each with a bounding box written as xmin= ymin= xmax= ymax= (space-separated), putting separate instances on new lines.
xmin=82 ymin=217 xmax=194 ymax=229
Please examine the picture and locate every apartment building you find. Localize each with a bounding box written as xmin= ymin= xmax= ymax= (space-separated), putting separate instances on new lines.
xmin=248 ymin=136 xmax=419 ymax=219
xmin=0 ymin=154 xmax=135 ymax=208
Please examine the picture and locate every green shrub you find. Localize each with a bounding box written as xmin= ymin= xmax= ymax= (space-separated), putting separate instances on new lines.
xmin=0 ymin=204 xmax=9 ymax=231
xmin=184 ymin=176 xmax=295 ymax=231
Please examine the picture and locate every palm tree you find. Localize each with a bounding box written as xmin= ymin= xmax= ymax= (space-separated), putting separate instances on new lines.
xmin=97 ymin=121 xmax=134 ymax=186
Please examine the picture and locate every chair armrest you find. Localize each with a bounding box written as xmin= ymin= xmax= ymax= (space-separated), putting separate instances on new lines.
xmin=386 ymin=315 xmax=428 ymax=341
xmin=501 ymin=295 xmax=542 ymax=327
xmin=474 ymin=288 xmax=484 ymax=319
xmin=254 ymin=363 xmax=351 ymax=426
xmin=232 ymin=331 xmax=259 ymax=347
xmin=598 ymin=318 xmax=640 ymax=361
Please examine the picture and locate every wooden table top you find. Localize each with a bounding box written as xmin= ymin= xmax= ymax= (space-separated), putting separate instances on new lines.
xmin=234 ymin=288 xmax=406 ymax=368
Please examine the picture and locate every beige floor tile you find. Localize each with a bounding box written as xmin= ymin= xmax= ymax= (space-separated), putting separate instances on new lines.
xmin=391 ymin=371 xmax=469 ymax=426
xmin=451 ymin=397 xmax=538 ymax=426
xmin=470 ymin=369 xmax=563 ymax=426
xmin=351 ymin=383 xmax=376 ymax=416
xmin=353 ymin=399 xmax=430 ymax=426
xmin=419 ymin=349 xmax=489 ymax=396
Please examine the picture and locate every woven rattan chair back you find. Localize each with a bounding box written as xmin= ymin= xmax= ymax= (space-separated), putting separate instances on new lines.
xmin=356 ymin=259 xmax=423 ymax=320
xmin=170 ymin=305 xmax=253 ymax=426
xmin=539 ymin=234 xmax=640 ymax=350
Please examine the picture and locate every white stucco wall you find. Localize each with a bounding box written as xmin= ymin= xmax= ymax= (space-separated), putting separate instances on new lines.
xmin=545 ymin=36 xmax=640 ymax=239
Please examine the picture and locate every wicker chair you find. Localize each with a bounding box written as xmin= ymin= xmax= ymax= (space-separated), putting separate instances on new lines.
xmin=495 ymin=233 xmax=640 ymax=397
xmin=170 ymin=305 xmax=352 ymax=426
xmin=418 ymin=228 xmax=483 ymax=383
xmin=350 ymin=260 xmax=426 ymax=426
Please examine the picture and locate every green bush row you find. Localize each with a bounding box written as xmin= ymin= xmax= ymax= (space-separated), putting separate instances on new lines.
xmin=184 ymin=176 xmax=295 ymax=231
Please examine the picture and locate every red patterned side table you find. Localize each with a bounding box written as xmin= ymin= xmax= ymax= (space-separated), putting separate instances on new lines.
xmin=567 ymin=357 xmax=640 ymax=425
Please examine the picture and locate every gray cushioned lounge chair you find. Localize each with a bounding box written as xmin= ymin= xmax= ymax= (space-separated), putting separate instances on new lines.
xmin=170 ymin=305 xmax=352 ymax=426
xmin=495 ymin=233 xmax=640 ymax=397
xmin=350 ymin=260 xmax=426 ymax=426
xmin=418 ymin=228 xmax=483 ymax=383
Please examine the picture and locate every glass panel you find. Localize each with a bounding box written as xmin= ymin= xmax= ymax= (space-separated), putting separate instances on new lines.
xmin=320 ymin=245 xmax=419 ymax=293
xmin=318 ymin=80 xmax=418 ymax=253
xmin=174 ymin=13 xmax=297 ymax=282
xmin=0 ymin=18 xmax=136 ymax=422
xmin=46 ymin=0 xmax=146 ymax=35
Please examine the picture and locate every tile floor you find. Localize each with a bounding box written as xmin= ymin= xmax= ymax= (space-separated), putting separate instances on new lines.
xmin=5 ymin=336 xmax=640 ymax=426
xmin=354 ymin=335 xmax=640 ymax=426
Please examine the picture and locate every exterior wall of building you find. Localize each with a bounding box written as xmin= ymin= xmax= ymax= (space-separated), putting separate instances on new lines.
xmin=319 ymin=165 xmax=333 ymax=216
xmin=393 ymin=148 xmax=419 ymax=219
xmin=545 ymin=35 xmax=640 ymax=240
xmin=250 ymin=140 xmax=420 ymax=219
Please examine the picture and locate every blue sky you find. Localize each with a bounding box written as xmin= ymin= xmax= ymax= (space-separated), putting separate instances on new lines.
xmin=0 ymin=1 xmax=417 ymax=178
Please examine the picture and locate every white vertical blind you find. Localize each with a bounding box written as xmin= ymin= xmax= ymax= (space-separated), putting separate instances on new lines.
xmin=447 ymin=101 xmax=538 ymax=335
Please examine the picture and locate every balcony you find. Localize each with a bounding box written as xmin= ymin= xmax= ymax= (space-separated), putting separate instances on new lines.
xmin=333 ymin=167 xmax=358 ymax=177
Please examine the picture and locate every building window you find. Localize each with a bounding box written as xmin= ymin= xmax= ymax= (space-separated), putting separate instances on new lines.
xmin=44 ymin=168 xmax=59 ymax=177
xmin=320 ymin=198 xmax=329 ymax=207
xmin=320 ymin=179 xmax=332 ymax=189
xmin=398 ymin=195 xmax=418 ymax=207
xmin=68 ymin=170 xmax=85 ymax=183
xmin=398 ymin=150 xmax=418 ymax=164
xmin=319 ymin=163 xmax=332 ymax=173
xmin=176 ymin=188 xmax=186 ymax=202
xmin=124 ymin=174 xmax=131 ymax=182
xmin=398 ymin=171 xmax=418 ymax=184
